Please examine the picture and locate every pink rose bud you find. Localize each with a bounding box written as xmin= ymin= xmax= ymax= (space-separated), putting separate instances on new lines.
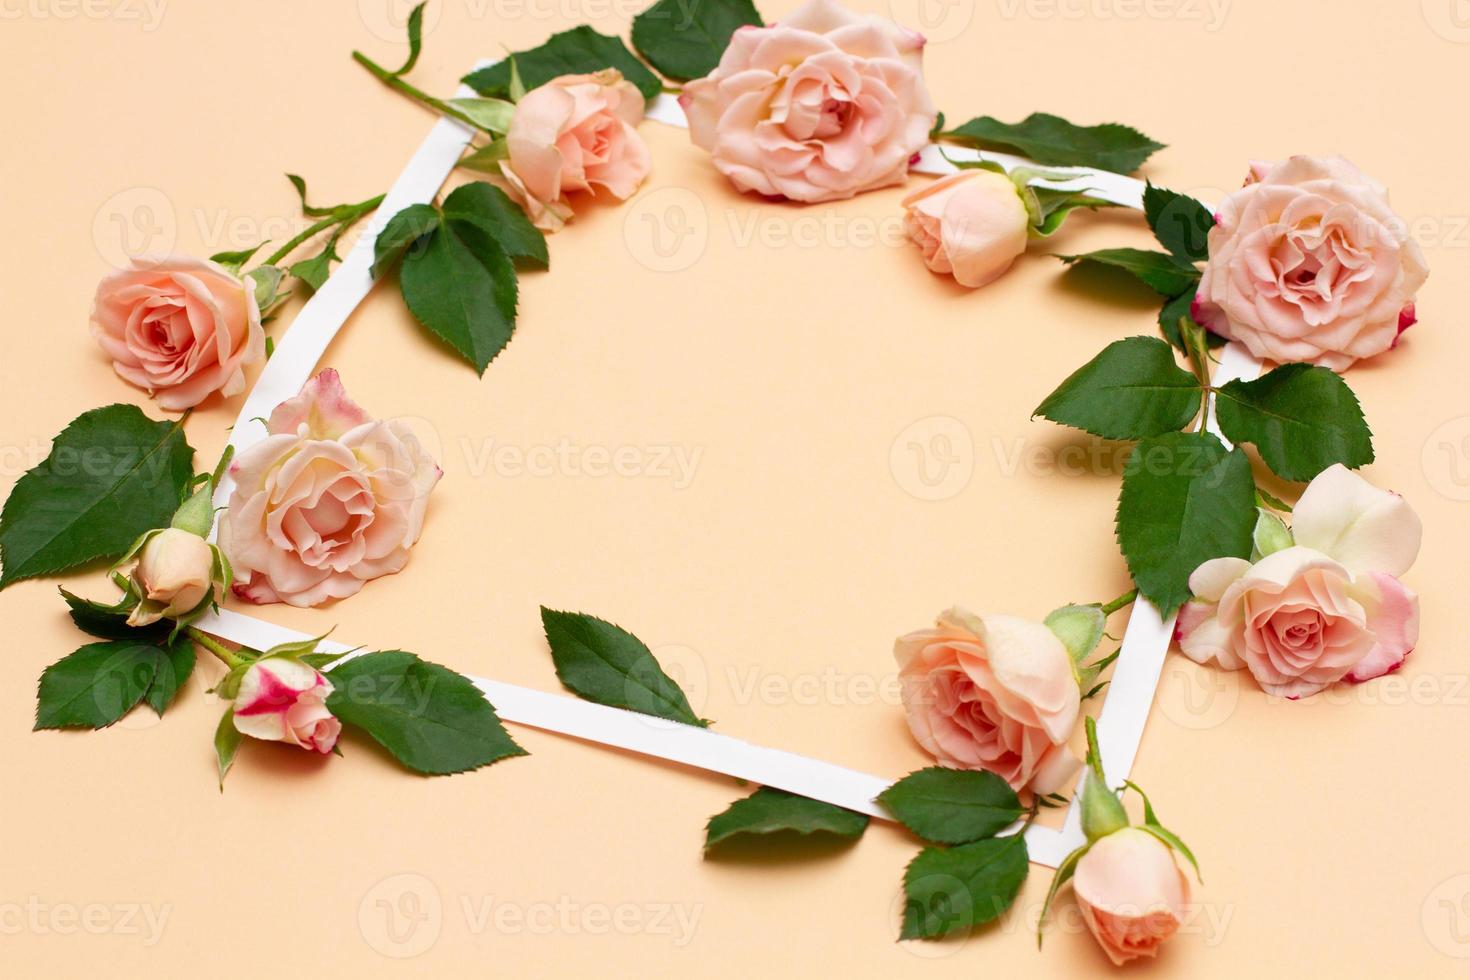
xmin=901 ymin=170 xmax=1031 ymax=288
xmin=90 ymin=256 xmax=265 ymax=410
xmin=1194 ymin=156 xmax=1428 ymax=371
xmin=498 ymin=69 xmax=652 ymax=231
xmin=232 ymin=658 xmax=341 ymax=754
xmin=126 ymin=528 xmax=218 ymax=627
xmin=895 ymin=608 xmax=1081 ymax=795
xmin=1073 ymin=827 xmax=1192 ymax=966
xmin=680 ymin=0 xmax=937 ymax=203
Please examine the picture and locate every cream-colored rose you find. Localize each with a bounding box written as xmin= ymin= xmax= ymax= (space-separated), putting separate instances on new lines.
xmin=126 ymin=528 xmax=218 ymax=627
xmin=680 ymin=0 xmax=936 ymax=203
xmin=895 ymin=608 xmax=1080 ymax=794
xmin=1194 ymin=156 xmax=1428 ymax=371
xmin=902 ymin=170 xmax=1029 ymax=288
xmin=1073 ymin=827 xmax=1192 ymax=966
xmin=90 ymin=256 xmax=265 ymax=410
xmin=1177 ymin=465 xmax=1421 ymax=698
xmin=498 ymin=69 xmax=651 ymax=231
xmin=219 ymin=369 xmax=441 ymax=607
xmin=232 ymin=657 xmax=340 ymax=754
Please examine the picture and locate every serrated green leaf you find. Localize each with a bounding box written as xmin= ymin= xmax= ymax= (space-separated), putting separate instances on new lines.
xmin=442 ymin=181 xmax=548 ymax=270
xmin=1 ymin=405 xmax=194 ymax=588
xmin=1058 ymin=248 xmax=1200 ymax=297
xmin=1214 ymin=363 xmax=1374 ymax=482
xmin=1034 ymin=336 xmax=1202 ymax=440
xmin=143 ymin=636 xmax=195 ymax=716
xmin=631 ymin=0 xmax=762 ymax=81
xmin=1144 ymin=184 xmax=1213 ymax=262
xmin=371 ymin=203 xmax=440 ymax=279
xmin=59 ymin=587 xmax=160 ymax=642
xmin=397 ymin=214 xmax=519 ymax=374
xmin=35 ymin=640 xmax=169 ymax=729
xmin=900 ymin=835 xmax=1029 ymax=940
xmin=391 ymin=1 xmax=427 ymax=76
xmin=1116 ymin=432 xmax=1257 ymax=615
xmin=942 ymin=113 xmax=1164 ymax=173
xmin=540 ymin=607 xmax=706 ymax=727
xmin=878 ymin=768 xmax=1023 ymax=845
xmin=463 ymin=27 xmax=663 ymax=102
xmin=215 ymin=708 xmax=242 ymax=786
xmin=325 ymin=651 xmax=526 ymax=775
xmin=705 ymin=787 xmax=869 ymax=850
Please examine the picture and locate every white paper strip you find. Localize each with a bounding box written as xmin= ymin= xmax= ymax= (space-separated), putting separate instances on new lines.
xmin=199 ymin=72 xmax=1262 ymax=866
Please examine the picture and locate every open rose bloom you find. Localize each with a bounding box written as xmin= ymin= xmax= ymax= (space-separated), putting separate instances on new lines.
xmin=499 ymin=69 xmax=652 ymax=231
xmin=1073 ymin=827 xmax=1192 ymax=966
xmin=1194 ymin=156 xmax=1428 ymax=371
xmin=232 ymin=657 xmax=340 ymax=754
xmin=91 ymin=255 xmax=265 ymax=410
xmin=680 ymin=0 xmax=936 ymax=203
xmin=1177 ymin=465 xmax=1421 ymax=699
xmin=895 ymin=608 xmax=1080 ymax=795
xmin=219 ymin=369 xmax=441 ymax=607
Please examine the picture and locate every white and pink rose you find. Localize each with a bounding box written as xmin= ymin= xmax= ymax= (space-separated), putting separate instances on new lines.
xmin=232 ymin=657 xmax=341 ymax=754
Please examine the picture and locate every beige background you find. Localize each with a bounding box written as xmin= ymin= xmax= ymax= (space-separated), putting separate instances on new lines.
xmin=2 ymin=0 xmax=1469 ymax=975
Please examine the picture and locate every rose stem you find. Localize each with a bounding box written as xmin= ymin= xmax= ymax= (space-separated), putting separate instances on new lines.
xmin=262 ymin=194 xmax=385 ymax=268
xmin=186 ymin=627 xmax=244 ymax=669
xmin=1098 ymin=589 xmax=1137 ymax=617
xmin=351 ymin=50 xmax=484 ymax=131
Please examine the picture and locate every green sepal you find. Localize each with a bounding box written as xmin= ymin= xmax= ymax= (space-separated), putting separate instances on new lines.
xmin=1251 ymin=508 xmax=1293 ymax=558
xmin=1123 ymin=780 xmax=1202 ymax=881
xmin=215 ymin=708 xmax=242 ymax=788
xmin=1043 ymin=604 xmax=1107 ymax=664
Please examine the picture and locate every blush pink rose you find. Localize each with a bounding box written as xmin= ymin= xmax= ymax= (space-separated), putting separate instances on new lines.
xmin=126 ymin=527 xmax=219 ymax=627
xmin=679 ymin=0 xmax=936 ymax=203
xmin=499 ymin=69 xmax=652 ymax=231
xmin=902 ymin=170 xmax=1030 ymax=288
xmin=232 ymin=657 xmax=340 ymax=753
xmin=1177 ymin=465 xmax=1421 ymax=699
xmin=219 ymin=369 xmax=441 ymax=607
xmin=1193 ymin=156 xmax=1428 ymax=371
xmin=90 ymin=255 xmax=265 ymax=410
xmin=1073 ymin=827 xmax=1192 ymax=966
xmin=895 ymin=608 xmax=1081 ymax=795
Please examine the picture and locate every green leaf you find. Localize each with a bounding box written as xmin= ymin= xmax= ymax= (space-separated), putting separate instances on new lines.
xmin=143 ymin=636 xmax=195 ymax=715
xmin=1144 ymin=184 xmax=1213 ymax=262
xmin=286 ymin=173 xmax=345 ymax=218
xmin=942 ymin=113 xmax=1164 ymax=173
xmin=1058 ymin=248 xmax=1200 ymax=297
xmin=442 ymin=181 xmax=549 ymax=270
xmin=1214 ymin=363 xmax=1374 ymax=482
xmin=287 ymin=232 xmax=341 ymax=292
xmin=631 ymin=0 xmax=762 ymax=81
xmin=900 ymin=836 xmax=1029 ymax=940
xmin=214 ymin=708 xmax=242 ymax=787
xmin=391 ymin=1 xmax=427 ymax=76
xmin=1034 ymin=336 xmax=1202 ymax=440
xmin=1037 ymin=843 xmax=1089 ymax=947
xmin=1116 ymin=432 xmax=1257 ymax=615
xmin=540 ymin=607 xmax=706 ymax=727
xmin=397 ymin=211 xmax=519 ymax=374
xmin=35 ymin=640 xmax=170 ymax=729
xmin=1028 ymin=188 xmax=1117 ymax=237
xmin=59 ymin=587 xmax=160 ymax=642
xmin=463 ymin=27 xmax=663 ymax=102
xmin=1124 ymin=780 xmax=1202 ymax=881
xmin=208 ymin=243 xmax=265 ymax=274
xmin=325 ymin=651 xmax=527 ymax=775
xmin=704 ymin=787 xmax=869 ymax=850
xmin=371 ymin=203 xmax=440 ymax=279
xmin=1 ymin=405 xmax=194 ymax=588
xmin=878 ymin=768 xmax=1023 ymax=844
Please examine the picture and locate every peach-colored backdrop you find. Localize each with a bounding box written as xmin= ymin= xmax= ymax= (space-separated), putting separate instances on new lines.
xmin=2 ymin=1 xmax=1468 ymax=975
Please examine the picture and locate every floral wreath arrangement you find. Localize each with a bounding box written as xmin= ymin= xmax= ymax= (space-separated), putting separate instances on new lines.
xmin=0 ymin=0 xmax=1427 ymax=967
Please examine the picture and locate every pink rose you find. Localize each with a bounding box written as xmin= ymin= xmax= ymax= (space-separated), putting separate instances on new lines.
xmin=895 ymin=608 xmax=1081 ymax=795
xmin=219 ymin=369 xmax=442 ymax=607
xmin=90 ymin=255 xmax=265 ymax=410
xmin=1177 ymin=465 xmax=1421 ymax=699
xmin=1073 ymin=827 xmax=1192 ymax=966
xmin=1194 ymin=156 xmax=1428 ymax=371
xmin=499 ymin=69 xmax=652 ymax=231
xmin=902 ymin=170 xmax=1029 ymax=288
xmin=680 ymin=0 xmax=936 ymax=203
xmin=232 ymin=657 xmax=340 ymax=753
